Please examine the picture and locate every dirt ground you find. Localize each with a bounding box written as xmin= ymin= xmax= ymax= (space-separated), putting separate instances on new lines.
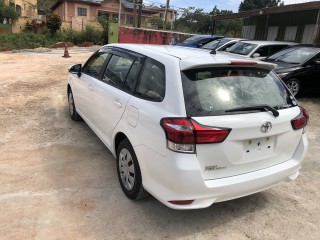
xmin=0 ymin=51 xmax=319 ymax=240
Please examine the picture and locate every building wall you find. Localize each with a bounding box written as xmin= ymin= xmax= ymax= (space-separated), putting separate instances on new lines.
xmin=118 ymin=26 xmax=190 ymax=44
xmin=54 ymin=0 xmax=174 ymax=31
xmin=53 ymin=2 xmax=100 ymax=31
xmin=4 ymin=0 xmax=38 ymax=32
xmin=243 ymin=9 xmax=319 ymax=43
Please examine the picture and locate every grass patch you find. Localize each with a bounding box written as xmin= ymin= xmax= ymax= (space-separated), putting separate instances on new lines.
xmin=0 ymin=26 xmax=107 ymax=50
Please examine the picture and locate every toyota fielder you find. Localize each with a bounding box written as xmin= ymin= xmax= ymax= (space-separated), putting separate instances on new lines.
xmin=67 ymin=44 xmax=309 ymax=209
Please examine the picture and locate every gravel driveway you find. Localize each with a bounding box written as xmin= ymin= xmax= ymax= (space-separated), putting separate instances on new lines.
xmin=0 ymin=51 xmax=319 ymax=240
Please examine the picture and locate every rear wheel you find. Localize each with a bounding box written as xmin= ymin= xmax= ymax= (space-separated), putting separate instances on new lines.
xmin=68 ymin=89 xmax=82 ymax=121
xmin=286 ymin=78 xmax=301 ymax=97
xmin=116 ymin=139 xmax=149 ymax=200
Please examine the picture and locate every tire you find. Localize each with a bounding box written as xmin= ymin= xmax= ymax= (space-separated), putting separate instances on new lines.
xmin=68 ymin=89 xmax=82 ymax=121
xmin=116 ymin=139 xmax=149 ymax=200
xmin=286 ymin=78 xmax=301 ymax=97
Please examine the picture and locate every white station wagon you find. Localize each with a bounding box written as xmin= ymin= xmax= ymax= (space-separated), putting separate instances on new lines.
xmin=67 ymin=44 xmax=309 ymax=209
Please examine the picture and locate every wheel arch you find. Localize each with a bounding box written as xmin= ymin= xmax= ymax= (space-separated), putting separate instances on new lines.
xmin=114 ymin=132 xmax=129 ymax=156
xmin=67 ymin=84 xmax=72 ymax=95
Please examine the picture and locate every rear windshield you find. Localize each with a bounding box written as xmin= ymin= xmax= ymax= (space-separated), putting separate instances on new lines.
xmin=226 ymin=42 xmax=257 ymax=55
xmin=182 ymin=35 xmax=203 ymax=44
xmin=181 ymin=67 xmax=296 ymax=117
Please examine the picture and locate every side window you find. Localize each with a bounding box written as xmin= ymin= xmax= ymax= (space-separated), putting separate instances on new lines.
xmin=82 ymin=52 xmax=109 ymax=78
xmin=103 ymin=55 xmax=134 ymax=88
xmin=135 ymin=58 xmax=165 ymax=101
xmin=254 ymin=46 xmax=270 ymax=57
xmin=124 ymin=61 xmax=141 ymax=92
xmin=271 ymin=45 xmax=287 ymax=55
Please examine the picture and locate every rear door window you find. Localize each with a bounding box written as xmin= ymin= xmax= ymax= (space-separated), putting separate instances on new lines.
xmin=270 ymin=45 xmax=288 ymax=55
xmin=135 ymin=58 xmax=165 ymax=101
xmin=253 ymin=46 xmax=271 ymax=57
xmin=181 ymin=67 xmax=296 ymax=117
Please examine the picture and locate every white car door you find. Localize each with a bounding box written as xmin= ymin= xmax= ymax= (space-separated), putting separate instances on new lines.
xmin=74 ymin=51 xmax=110 ymax=124
xmin=91 ymin=53 xmax=141 ymax=149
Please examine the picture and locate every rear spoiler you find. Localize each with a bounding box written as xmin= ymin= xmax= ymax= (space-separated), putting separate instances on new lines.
xmin=180 ymin=56 xmax=277 ymax=71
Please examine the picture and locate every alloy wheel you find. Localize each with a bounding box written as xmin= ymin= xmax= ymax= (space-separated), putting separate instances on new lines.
xmin=119 ymin=148 xmax=135 ymax=191
xmin=287 ymin=80 xmax=300 ymax=96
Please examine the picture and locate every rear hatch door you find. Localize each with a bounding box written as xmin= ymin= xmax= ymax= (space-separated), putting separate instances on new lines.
xmin=181 ymin=65 xmax=302 ymax=180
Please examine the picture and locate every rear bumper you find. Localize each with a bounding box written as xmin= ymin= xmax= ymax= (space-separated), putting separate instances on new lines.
xmin=134 ymin=134 xmax=308 ymax=210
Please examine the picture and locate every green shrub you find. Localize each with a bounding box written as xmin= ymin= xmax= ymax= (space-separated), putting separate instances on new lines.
xmin=0 ymin=33 xmax=53 ymax=49
xmin=46 ymin=14 xmax=62 ymax=34
xmin=0 ymin=26 xmax=105 ymax=50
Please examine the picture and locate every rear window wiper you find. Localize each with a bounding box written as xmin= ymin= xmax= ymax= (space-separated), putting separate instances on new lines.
xmin=225 ymin=105 xmax=279 ymax=117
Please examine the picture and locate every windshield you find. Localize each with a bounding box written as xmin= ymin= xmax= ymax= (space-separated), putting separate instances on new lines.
xmin=181 ymin=67 xmax=296 ymax=117
xmin=182 ymin=35 xmax=203 ymax=44
xmin=266 ymin=47 xmax=317 ymax=64
xmin=202 ymin=38 xmax=231 ymax=50
xmin=225 ymin=42 xmax=257 ymax=55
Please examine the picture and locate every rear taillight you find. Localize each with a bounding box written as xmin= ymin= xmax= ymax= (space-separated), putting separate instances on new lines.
xmin=291 ymin=107 xmax=309 ymax=132
xmin=169 ymin=200 xmax=194 ymax=205
xmin=160 ymin=118 xmax=231 ymax=153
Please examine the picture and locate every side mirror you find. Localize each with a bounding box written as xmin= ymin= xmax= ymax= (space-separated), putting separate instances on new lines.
xmin=252 ymin=53 xmax=260 ymax=58
xmin=68 ymin=64 xmax=82 ymax=77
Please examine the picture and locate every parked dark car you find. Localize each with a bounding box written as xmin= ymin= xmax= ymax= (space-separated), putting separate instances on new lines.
xmin=264 ymin=46 xmax=320 ymax=96
xmin=175 ymin=35 xmax=223 ymax=48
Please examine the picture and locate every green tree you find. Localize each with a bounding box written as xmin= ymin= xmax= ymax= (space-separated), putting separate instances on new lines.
xmin=0 ymin=0 xmax=19 ymax=23
xmin=210 ymin=6 xmax=242 ymax=36
xmin=46 ymin=13 xmax=62 ymax=34
xmin=239 ymin=0 xmax=284 ymax=12
xmin=97 ymin=16 xmax=109 ymax=44
xmin=175 ymin=7 xmax=211 ymax=34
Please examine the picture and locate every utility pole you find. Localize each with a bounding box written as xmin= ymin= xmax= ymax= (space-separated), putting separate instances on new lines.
xmin=170 ymin=7 xmax=175 ymax=31
xmin=137 ymin=0 xmax=142 ymax=28
xmin=118 ymin=0 xmax=122 ymax=25
xmin=163 ymin=0 xmax=170 ymax=30
xmin=133 ymin=0 xmax=137 ymax=28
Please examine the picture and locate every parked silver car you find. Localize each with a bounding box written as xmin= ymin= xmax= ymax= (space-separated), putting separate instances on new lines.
xmin=221 ymin=40 xmax=297 ymax=60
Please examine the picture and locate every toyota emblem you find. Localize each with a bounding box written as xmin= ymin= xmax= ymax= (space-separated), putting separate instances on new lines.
xmin=261 ymin=122 xmax=272 ymax=133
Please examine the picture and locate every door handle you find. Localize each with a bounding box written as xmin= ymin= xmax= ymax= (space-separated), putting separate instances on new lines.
xmin=113 ymin=100 xmax=122 ymax=108
xmin=88 ymin=83 xmax=93 ymax=91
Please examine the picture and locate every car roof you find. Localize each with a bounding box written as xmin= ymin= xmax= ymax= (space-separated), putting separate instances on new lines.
xmin=239 ymin=40 xmax=297 ymax=46
xmin=106 ymin=44 xmax=276 ymax=71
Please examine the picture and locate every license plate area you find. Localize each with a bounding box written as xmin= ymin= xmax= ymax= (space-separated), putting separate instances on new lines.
xmin=243 ymin=136 xmax=275 ymax=160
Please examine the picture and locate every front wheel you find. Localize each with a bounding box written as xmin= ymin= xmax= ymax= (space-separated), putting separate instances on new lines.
xmin=68 ymin=89 xmax=82 ymax=121
xmin=116 ymin=139 xmax=149 ymax=200
xmin=286 ymin=78 xmax=301 ymax=97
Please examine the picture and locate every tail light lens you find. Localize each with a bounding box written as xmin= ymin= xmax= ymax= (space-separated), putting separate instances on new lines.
xmin=291 ymin=107 xmax=309 ymax=132
xmin=169 ymin=200 xmax=194 ymax=205
xmin=161 ymin=118 xmax=231 ymax=153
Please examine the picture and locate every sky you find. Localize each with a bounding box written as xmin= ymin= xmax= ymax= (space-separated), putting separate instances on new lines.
xmin=144 ymin=0 xmax=311 ymax=13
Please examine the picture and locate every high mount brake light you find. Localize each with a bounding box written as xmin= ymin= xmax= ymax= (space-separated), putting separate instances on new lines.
xmin=291 ymin=106 xmax=309 ymax=131
xmin=160 ymin=118 xmax=231 ymax=153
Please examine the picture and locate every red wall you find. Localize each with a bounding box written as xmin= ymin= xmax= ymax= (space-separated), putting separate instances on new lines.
xmin=118 ymin=27 xmax=191 ymax=45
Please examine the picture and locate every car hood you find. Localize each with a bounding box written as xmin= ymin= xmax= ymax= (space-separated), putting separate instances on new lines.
xmin=264 ymin=60 xmax=302 ymax=73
